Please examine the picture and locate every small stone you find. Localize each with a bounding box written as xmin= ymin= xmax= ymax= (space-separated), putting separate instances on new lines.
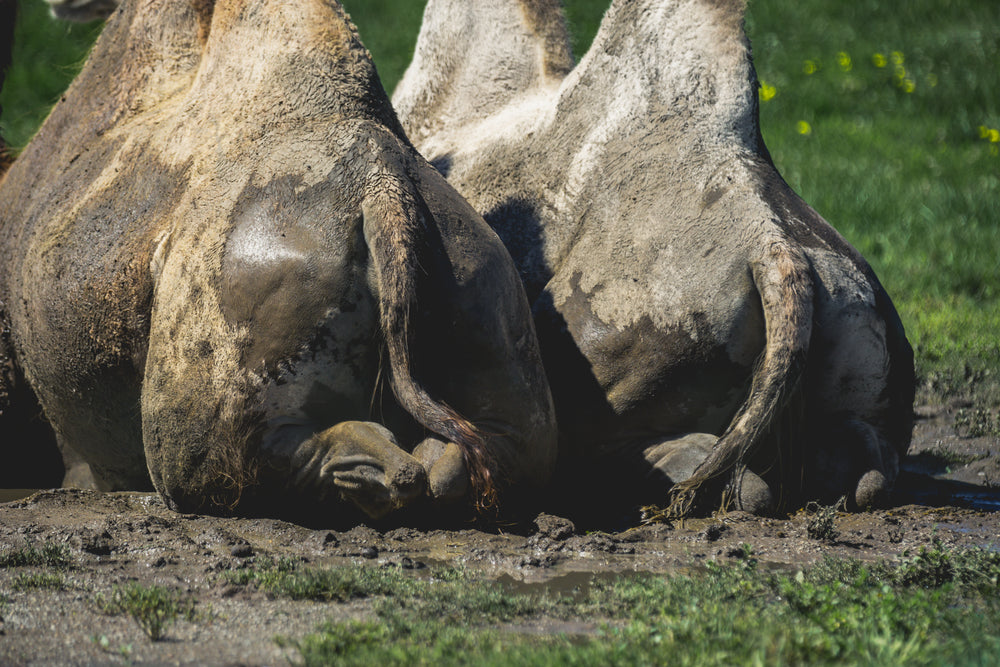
xmin=360 ymin=546 xmax=378 ymax=559
xmin=534 ymin=513 xmax=575 ymax=541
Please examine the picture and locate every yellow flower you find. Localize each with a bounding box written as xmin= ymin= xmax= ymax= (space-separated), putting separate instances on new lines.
xmin=759 ymin=81 xmax=777 ymax=102
xmin=926 ymin=73 xmax=939 ymax=87
xmin=836 ymin=51 xmax=852 ymax=72
xmin=872 ymin=53 xmax=887 ymax=68
xmin=797 ymin=120 xmax=812 ymax=135
xmin=891 ymin=51 xmax=905 ymax=65
xmin=989 ymin=129 xmax=1000 ymax=143
xmin=980 ymin=125 xmax=991 ymax=139
xmin=803 ymin=59 xmax=818 ymax=75
xmin=903 ymin=79 xmax=916 ymax=94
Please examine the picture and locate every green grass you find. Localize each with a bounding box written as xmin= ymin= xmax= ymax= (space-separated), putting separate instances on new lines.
xmin=0 ymin=542 xmax=73 ymax=568
xmin=11 ymin=571 xmax=65 ymax=590
xmin=745 ymin=0 xmax=1000 ymax=391
xmin=96 ymin=582 xmax=197 ymax=641
xmin=219 ymin=545 xmax=1000 ymax=666
xmin=0 ymin=1 xmax=103 ymax=149
xmin=2 ymin=0 xmax=998 ymax=395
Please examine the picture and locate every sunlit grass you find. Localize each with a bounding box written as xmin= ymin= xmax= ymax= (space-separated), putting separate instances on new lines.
xmin=746 ymin=0 xmax=1000 ymax=387
xmin=256 ymin=546 xmax=1000 ymax=666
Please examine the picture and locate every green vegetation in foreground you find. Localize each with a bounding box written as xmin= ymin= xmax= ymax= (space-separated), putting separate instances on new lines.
xmin=218 ymin=545 xmax=1000 ymax=666
xmin=11 ymin=571 xmax=65 ymax=591
xmin=3 ymin=0 xmax=998 ymax=397
xmin=96 ymin=582 xmax=197 ymax=641
xmin=0 ymin=542 xmax=73 ymax=568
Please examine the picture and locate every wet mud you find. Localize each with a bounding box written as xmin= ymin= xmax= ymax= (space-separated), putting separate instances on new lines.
xmin=1 ymin=397 xmax=998 ymax=665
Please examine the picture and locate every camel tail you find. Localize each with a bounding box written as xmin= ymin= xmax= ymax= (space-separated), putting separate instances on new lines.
xmin=668 ymin=239 xmax=813 ymax=516
xmin=362 ymin=176 xmax=499 ymax=513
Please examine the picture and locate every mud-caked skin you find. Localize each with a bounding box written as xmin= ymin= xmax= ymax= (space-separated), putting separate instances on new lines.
xmin=394 ymin=0 xmax=914 ymax=515
xmin=0 ymin=0 xmax=556 ymax=520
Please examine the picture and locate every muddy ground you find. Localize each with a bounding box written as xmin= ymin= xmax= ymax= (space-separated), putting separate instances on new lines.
xmin=1 ymin=396 xmax=998 ymax=666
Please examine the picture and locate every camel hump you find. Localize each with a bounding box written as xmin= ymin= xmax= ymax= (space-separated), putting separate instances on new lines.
xmin=393 ymin=0 xmax=573 ymax=145
xmin=517 ymin=0 xmax=574 ymax=78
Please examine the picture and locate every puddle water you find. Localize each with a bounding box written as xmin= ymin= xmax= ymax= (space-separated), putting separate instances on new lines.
xmin=495 ymin=569 xmax=624 ymax=598
xmin=954 ymin=493 xmax=1000 ymax=512
xmin=0 ymin=489 xmax=41 ymax=503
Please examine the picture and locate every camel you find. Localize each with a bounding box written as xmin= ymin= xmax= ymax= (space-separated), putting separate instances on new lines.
xmin=0 ymin=0 xmax=557 ymax=520
xmin=394 ymin=0 xmax=914 ymax=516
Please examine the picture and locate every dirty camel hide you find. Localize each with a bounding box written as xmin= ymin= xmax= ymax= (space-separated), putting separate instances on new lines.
xmin=394 ymin=0 xmax=914 ymax=516
xmin=0 ymin=0 xmax=557 ymax=521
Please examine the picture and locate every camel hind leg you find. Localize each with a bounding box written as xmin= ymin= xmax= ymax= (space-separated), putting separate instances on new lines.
xmin=804 ymin=417 xmax=900 ymax=510
xmin=643 ymin=434 xmax=776 ymax=515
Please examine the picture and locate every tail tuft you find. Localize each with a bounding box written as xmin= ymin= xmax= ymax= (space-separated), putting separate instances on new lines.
xmin=667 ymin=239 xmax=813 ymax=516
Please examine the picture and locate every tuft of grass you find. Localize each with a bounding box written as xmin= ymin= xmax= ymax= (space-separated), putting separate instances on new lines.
xmin=96 ymin=583 xmax=196 ymax=641
xmin=0 ymin=543 xmax=73 ymax=569
xmin=223 ymin=558 xmax=554 ymax=621
xmin=91 ymin=635 xmax=133 ymax=660
xmin=806 ymin=499 xmax=844 ymax=542
xmin=280 ymin=545 xmax=1000 ymax=666
xmin=221 ymin=556 xmax=407 ymax=601
xmin=11 ymin=572 xmax=65 ymax=591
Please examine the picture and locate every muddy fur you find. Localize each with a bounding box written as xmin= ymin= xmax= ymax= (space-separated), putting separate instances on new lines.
xmin=395 ymin=0 xmax=914 ymax=516
xmin=0 ymin=0 xmax=556 ymax=520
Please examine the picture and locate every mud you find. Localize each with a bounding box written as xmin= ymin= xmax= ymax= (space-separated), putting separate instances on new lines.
xmin=1 ymin=398 xmax=998 ymax=665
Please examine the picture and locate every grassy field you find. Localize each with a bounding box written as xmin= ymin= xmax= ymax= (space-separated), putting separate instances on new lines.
xmin=202 ymin=546 xmax=1000 ymax=664
xmin=2 ymin=0 xmax=998 ymax=393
